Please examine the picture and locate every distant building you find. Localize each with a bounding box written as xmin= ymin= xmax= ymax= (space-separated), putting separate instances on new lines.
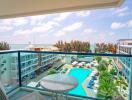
xmin=26 ymin=42 xmax=59 ymax=51
xmin=116 ymin=39 xmax=132 ymax=82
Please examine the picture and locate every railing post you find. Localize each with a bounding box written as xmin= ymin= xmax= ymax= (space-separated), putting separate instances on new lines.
xmin=18 ymin=51 xmax=22 ymax=87
xmin=129 ymin=58 xmax=132 ymax=100
xmin=129 ymin=63 xmax=132 ymax=100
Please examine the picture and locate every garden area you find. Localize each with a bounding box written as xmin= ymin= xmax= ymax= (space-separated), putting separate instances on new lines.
xmin=95 ymin=56 xmax=128 ymax=100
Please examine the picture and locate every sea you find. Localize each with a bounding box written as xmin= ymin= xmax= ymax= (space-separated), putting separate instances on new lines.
xmin=10 ymin=44 xmax=53 ymax=50
xmin=10 ymin=44 xmax=96 ymax=51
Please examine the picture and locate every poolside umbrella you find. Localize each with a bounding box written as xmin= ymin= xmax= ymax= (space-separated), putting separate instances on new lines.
xmin=94 ymin=63 xmax=99 ymax=67
xmin=78 ymin=63 xmax=83 ymax=66
xmin=72 ymin=61 xmax=78 ymax=66
xmin=93 ymin=60 xmax=97 ymax=63
xmin=81 ymin=62 xmax=86 ymax=65
xmin=86 ymin=63 xmax=90 ymax=68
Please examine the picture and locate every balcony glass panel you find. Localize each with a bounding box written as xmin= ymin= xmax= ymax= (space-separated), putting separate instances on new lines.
xmin=0 ymin=52 xmax=19 ymax=93
xmin=20 ymin=52 xmax=131 ymax=100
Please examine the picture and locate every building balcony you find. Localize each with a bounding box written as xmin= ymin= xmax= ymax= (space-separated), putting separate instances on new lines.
xmin=0 ymin=50 xmax=131 ymax=100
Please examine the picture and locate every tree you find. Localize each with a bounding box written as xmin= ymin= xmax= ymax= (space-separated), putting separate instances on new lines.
xmin=54 ymin=40 xmax=91 ymax=52
xmin=98 ymin=79 xmax=117 ymax=99
xmin=95 ymin=43 xmax=117 ymax=54
xmin=110 ymin=68 xmax=117 ymax=75
xmin=62 ymin=42 xmax=71 ymax=52
xmin=54 ymin=40 xmax=64 ymax=51
xmin=47 ymin=69 xmax=57 ymax=75
xmin=95 ymin=56 xmax=102 ymax=63
xmin=116 ymin=76 xmax=127 ymax=92
xmin=95 ymin=43 xmax=108 ymax=53
xmin=97 ymin=60 xmax=108 ymax=72
xmin=98 ymin=71 xmax=117 ymax=99
xmin=108 ymin=59 xmax=112 ymax=64
xmin=112 ymin=96 xmax=125 ymax=100
xmin=0 ymin=41 xmax=10 ymax=50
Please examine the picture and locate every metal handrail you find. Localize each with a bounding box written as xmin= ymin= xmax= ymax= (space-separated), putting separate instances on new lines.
xmin=0 ymin=50 xmax=131 ymax=100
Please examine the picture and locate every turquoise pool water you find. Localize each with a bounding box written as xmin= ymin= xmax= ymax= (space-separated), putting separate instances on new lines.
xmin=68 ymin=68 xmax=92 ymax=96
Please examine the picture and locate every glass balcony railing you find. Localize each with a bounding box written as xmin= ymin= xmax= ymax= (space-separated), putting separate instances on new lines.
xmin=0 ymin=50 xmax=132 ymax=100
xmin=0 ymin=52 xmax=19 ymax=94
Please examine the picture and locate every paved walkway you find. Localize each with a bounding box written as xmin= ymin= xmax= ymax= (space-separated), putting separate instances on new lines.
xmin=82 ymin=69 xmax=97 ymax=97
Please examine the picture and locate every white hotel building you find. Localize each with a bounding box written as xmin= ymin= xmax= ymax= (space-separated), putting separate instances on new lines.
xmin=116 ymin=39 xmax=132 ymax=82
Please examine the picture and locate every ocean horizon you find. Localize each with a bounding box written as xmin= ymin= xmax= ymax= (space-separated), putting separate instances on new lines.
xmin=10 ymin=44 xmax=96 ymax=51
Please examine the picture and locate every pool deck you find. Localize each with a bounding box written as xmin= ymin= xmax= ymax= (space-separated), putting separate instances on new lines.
xmin=82 ymin=68 xmax=97 ymax=97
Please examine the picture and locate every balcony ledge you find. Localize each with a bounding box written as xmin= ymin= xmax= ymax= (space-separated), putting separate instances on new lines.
xmin=8 ymin=87 xmax=102 ymax=100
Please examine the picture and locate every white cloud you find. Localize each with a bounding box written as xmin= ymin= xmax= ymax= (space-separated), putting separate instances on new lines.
xmin=115 ymin=7 xmax=128 ymax=13
xmin=13 ymin=30 xmax=30 ymax=36
xmin=75 ymin=11 xmax=91 ymax=17
xmin=14 ymin=21 xmax=57 ymax=36
xmin=54 ymin=12 xmax=72 ymax=21
xmin=13 ymin=18 xmax=28 ymax=26
xmin=39 ymin=21 xmax=59 ymax=27
xmin=0 ymin=26 xmax=12 ymax=33
xmin=1 ymin=18 xmax=28 ymax=26
xmin=55 ymin=31 xmax=66 ymax=37
xmin=111 ymin=22 xmax=126 ymax=29
xmin=118 ymin=12 xmax=127 ymax=17
xmin=109 ymin=32 xmax=115 ymax=36
xmin=114 ymin=7 xmax=130 ymax=17
xmin=30 ymin=15 xmax=47 ymax=25
xmin=38 ymin=34 xmax=48 ymax=38
xmin=127 ymin=20 xmax=132 ymax=27
xmin=63 ymin=22 xmax=82 ymax=31
xmin=83 ymin=28 xmax=96 ymax=34
xmin=111 ymin=19 xmax=132 ymax=29
xmin=54 ymin=22 xmax=82 ymax=37
xmin=2 ymin=19 xmax=13 ymax=25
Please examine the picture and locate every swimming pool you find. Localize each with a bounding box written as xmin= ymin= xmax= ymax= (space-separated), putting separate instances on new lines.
xmin=68 ymin=68 xmax=92 ymax=96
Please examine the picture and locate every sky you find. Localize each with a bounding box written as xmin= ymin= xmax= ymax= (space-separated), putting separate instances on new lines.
xmin=0 ymin=0 xmax=132 ymax=44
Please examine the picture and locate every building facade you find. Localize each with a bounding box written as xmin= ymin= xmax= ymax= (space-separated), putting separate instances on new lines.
xmin=116 ymin=39 xmax=132 ymax=82
xmin=0 ymin=52 xmax=58 ymax=91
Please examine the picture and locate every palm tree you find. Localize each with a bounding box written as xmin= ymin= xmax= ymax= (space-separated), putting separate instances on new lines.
xmin=54 ymin=40 xmax=91 ymax=52
xmin=97 ymin=60 xmax=108 ymax=73
xmin=98 ymin=79 xmax=117 ymax=99
xmin=63 ymin=42 xmax=72 ymax=52
xmin=116 ymin=76 xmax=127 ymax=92
xmin=108 ymin=59 xmax=112 ymax=65
xmin=95 ymin=43 xmax=117 ymax=54
xmin=0 ymin=41 xmax=10 ymax=50
xmin=112 ymin=95 xmax=125 ymax=100
xmin=110 ymin=68 xmax=117 ymax=75
xmin=98 ymin=71 xmax=117 ymax=99
xmin=95 ymin=56 xmax=102 ymax=63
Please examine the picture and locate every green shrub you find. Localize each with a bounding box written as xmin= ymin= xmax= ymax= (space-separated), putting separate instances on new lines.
xmin=47 ymin=69 xmax=57 ymax=75
xmin=123 ymin=86 xmax=126 ymax=90
xmin=95 ymin=56 xmax=102 ymax=63
xmin=110 ymin=68 xmax=117 ymax=75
